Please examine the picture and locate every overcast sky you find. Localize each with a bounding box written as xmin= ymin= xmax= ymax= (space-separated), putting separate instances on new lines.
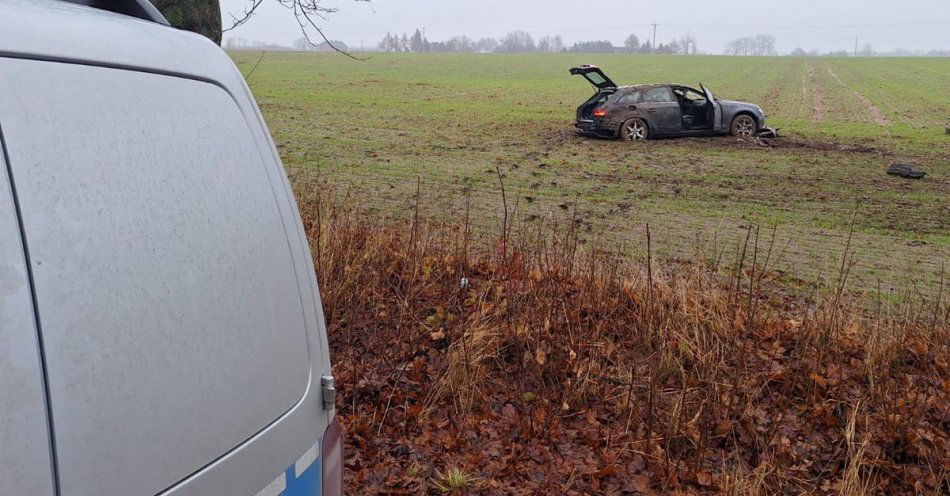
xmin=219 ymin=0 xmax=950 ymax=53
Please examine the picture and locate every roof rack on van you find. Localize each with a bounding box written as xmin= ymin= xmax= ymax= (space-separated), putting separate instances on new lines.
xmin=61 ymin=0 xmax=170 ymax=25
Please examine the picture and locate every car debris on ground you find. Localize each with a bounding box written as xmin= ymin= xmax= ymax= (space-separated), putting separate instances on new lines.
xmin=756 ymin=127 xmax=779 ymax=138
xmin=887 ymin=163 xmax=927 ymax=179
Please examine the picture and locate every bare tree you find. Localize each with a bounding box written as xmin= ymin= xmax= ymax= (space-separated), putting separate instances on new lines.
xmin=223 ymin=0 xmax=371 ymax=59
xmin=293 ymin=36 xmax=312 ymax=51
xmin=754 ymin=34 xmax=776 ymax=56
xmin=537 ymin=35 xmax=564 ymax=53
xmin=668 ymin=40 xmax=683 ymax=55
xmin=537 ymin=36 xmax=551 ymax=53
xmin=378 ymin=32 xmax=397 ymax=51
xmin=624 ymin=33 xmax=640 ymax=52
xmin=476 ymin=37 xmax=499 ymax=53
xmin=725 ymin=34 xmax=776 ymax=56
xmin=498 ymin=31 xmax=536 ymax=53
xmin=677 ymin=32 xmax=697 ymax=54
xmin=445 ymin=36 xmax=475 ymax=53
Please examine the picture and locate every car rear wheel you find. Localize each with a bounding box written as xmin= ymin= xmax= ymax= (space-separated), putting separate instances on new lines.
xmin=621 ymin=118 xmax=649 ymax=141
xmin=730 ymin=114 xmax=757 ymax=137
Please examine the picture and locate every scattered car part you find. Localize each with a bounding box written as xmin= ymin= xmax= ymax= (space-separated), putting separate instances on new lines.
xmin=756 ymin=127 xmax=779 ymax=138
xmin=887 ymin=164 xmax=927 ymax=179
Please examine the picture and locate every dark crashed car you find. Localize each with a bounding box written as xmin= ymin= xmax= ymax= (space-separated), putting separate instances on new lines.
xmin=571 ymin=65 xmax=767 ymax=140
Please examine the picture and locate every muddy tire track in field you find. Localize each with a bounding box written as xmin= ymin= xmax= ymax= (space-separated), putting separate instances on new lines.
xmin=822 ymin=61 xmax=890 ymax=126
xmin=807 ymin=62 xmax=824 ymax=121
xmin=800 ymin=64 xmax=809 ymax=117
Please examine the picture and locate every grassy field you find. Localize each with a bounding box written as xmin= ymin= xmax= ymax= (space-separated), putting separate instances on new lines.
xmin=232 ymin=52 xmax=949 ymax=296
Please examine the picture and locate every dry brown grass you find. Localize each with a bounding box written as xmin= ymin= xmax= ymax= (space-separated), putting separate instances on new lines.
xmin=292 ymin=172 xmax=948 ymax=495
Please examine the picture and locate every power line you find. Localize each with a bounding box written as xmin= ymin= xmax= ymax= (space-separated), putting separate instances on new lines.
xmin=316 ymin=20 xmax=950 ymax=43
xmin=660 ymin=20 xmax=950 ymax=30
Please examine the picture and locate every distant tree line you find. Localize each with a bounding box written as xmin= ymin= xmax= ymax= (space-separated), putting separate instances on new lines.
xmin=377 ymin=29 xmax=700 ymax=54
xmin=724 ymin=34 xmax=777 ymax=56
xmin=223 ymin=36 xmax=349 ymax=52
xmin=787 ymin=45 xmax=950 ymax=57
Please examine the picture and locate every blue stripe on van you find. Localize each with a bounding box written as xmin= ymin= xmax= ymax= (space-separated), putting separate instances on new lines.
xmin=282 ymin=439 xmax=321 ymax=496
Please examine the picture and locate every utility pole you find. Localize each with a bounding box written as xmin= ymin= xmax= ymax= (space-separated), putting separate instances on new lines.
xmin=651 ymin=23 xmax=658 ymax=54
xmin=854 ymin=37 xmax=858 ymax=57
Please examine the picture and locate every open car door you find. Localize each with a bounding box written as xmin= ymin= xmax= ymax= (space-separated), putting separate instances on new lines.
xmin=570 ymin=65 xmax=617 ymax=90
xmin=700 ymin=84 xmax=722 ymax=130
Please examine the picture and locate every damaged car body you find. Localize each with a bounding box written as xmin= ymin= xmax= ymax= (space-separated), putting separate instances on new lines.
xmin=571 ymin=65 xmax=769 ymax=140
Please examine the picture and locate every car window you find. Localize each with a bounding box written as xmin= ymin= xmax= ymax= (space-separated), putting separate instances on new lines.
xmin=616 ymin=91 xmax=641 ymax=104
xmin=674 ymin=87 xmax=705 ymax=101
xmin=586 ymin=72 xmax=607 ymax=86
xmin=685 ymin=89 xmax=705 ymax=100
xmin=642 ymin=87 xmax=675 ymax=103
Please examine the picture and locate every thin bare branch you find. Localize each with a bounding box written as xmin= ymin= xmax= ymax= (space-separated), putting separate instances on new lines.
xmin=224 ymin=0 xmax=372 ymax=60
xmin=222 ymin=0 xmax=265 ymax=33
xmin=241 ymin=50 xmax=266 ymax=81
xmin=296 ymin=3 xmax=370 ymax=60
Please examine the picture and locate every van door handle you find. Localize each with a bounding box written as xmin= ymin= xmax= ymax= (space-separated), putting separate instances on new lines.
xmin=646 ymin=108 xmax=656 ymax=113
xmin=628 ymin=105 xmax=637 ymax=110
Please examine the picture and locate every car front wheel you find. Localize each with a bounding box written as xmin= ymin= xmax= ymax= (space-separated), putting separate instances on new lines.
xmin=620 ymin=118 xmax=649 ymax=141
xmin=730 ymin=114 xmax=757 ymax=137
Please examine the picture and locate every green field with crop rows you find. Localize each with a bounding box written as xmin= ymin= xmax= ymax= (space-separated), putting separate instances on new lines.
xmin=233 ymin=52 xmax=949 ymax=295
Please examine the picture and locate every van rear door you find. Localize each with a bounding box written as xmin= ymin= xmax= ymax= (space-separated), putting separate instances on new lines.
xmin=0 ymin=57 xmax=314 ymax=496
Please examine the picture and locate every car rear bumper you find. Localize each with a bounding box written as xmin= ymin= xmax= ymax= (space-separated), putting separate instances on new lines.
xmin=575 ymin=119 xmax=616 ymax=138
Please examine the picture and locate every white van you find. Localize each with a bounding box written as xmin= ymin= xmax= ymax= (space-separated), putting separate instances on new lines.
xmin=0 ymin=0 xmax=341 ymax=494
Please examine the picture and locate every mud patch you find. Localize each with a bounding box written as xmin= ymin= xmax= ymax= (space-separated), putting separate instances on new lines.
xmin=808 ymin=62 xmax=824 ymax=122
xmin=565 ymin=131 xmax=883 ymax=156
xmin=660 ymin=135 xmax=881 ymax=154
xmin=823 ymin=62 xmax=846 ymax=87
xmin=778 ymin=136 xmax=881 ymax=154
xmin=855 ymin=93 xmax=890 ymax=126
xmin=823 ymin=62 xmax=890 ymax=126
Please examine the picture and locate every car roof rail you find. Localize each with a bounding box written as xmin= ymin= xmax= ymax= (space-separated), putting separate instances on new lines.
xmin=60 ymin=0 xmax=170 ymax=25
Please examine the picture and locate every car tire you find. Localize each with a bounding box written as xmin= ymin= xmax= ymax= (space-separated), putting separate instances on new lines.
xmin=730 ymin=114 xmax=757 ymax=137
xmin=620 ymin=118 xmax=649 ymax=141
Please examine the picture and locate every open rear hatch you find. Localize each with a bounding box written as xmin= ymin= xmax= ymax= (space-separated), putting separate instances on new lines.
xmin=570 ymin=64 xmax=618 ymax=90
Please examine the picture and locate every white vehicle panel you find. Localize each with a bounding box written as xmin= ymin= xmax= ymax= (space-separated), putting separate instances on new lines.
xmin=0 ymin=129 xmax=55 ymax=496
xmin=0 ymin=58 xmax=312 ymax=496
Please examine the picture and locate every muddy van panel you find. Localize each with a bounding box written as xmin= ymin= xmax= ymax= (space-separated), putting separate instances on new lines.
xmin=0 ymin=0 xmax=340 ymax=494
xmin=0 ymin=134 xmax=55 ymax=495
